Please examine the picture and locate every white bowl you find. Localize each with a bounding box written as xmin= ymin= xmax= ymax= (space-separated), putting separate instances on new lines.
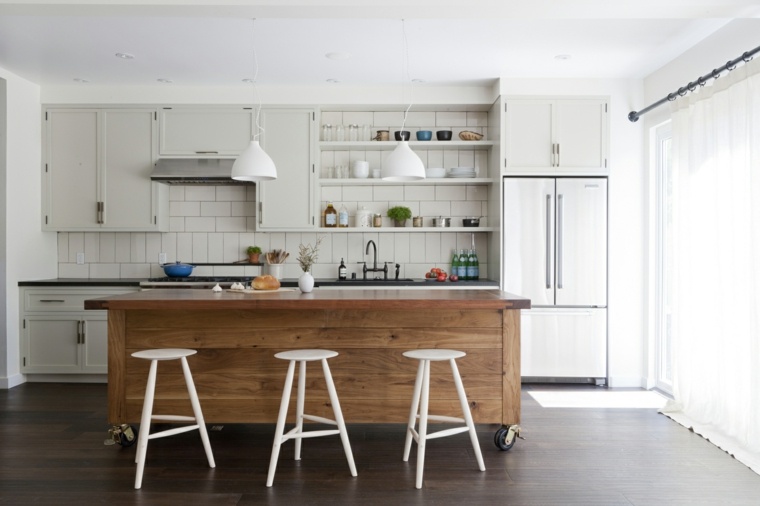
xmin=425 ymin=167 xmax=446 ymax=178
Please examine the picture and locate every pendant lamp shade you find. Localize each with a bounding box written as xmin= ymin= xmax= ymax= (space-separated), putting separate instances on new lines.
xmin=382 ymin=141 xmax=425 ymax=181
xmin=231 ymin=140 xmax=277 ymax=181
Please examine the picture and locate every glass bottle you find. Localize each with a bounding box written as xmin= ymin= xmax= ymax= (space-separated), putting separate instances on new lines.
xmin=324 ymin=202 xmax=337 ymax=228
xmin=362 ymin=124 xmax=371 ymax=141
xmin=458 ymin=249 xmax=469 ymax=280
xmin=467 ymin=249 xmax=479 ymax=280
xmin=321 ymin=124 xmax=332 ymax=142
xmin=335 ymin=124 xmax=345 ymax=142
xmin=339 ymin=258 xmax=347 ymax=280
xmin=451 ymin=250 xmax=460 ymax=278
xmin=338 ymin=203 xmax=349 ymax=228
xmin=348 ymin=124 xmax=359 ymax=142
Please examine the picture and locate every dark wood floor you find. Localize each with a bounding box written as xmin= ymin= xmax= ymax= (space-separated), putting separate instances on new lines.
xmin=1 ymin=383 xmax=759 ymax=505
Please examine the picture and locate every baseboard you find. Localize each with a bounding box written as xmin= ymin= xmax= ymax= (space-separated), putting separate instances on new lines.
xmin=0 ymin=373 xmax=27 ymax=389
xmin=606 ymin=375 xmax=648 ymax=388
xmin=24 ymin=374 xmax=107 ymax=384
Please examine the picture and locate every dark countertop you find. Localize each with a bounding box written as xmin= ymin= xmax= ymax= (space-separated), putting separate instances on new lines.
xmin=85 ymin=287 xmax=530 ymax=311
xmin=18 ymin=277 xmax=499 ymax=288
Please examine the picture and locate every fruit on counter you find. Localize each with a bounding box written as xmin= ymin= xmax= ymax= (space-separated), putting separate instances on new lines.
xmin=436 ymin=272 xmax=447 ymax=282
xmin=449 ymin=274 xmax=459 ymax=282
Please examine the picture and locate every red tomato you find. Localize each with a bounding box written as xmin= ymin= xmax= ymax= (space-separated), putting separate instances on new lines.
xmin=436 ymin=273 xmax=447 ymax=282
xmin=449 ymin=274 xmax=459 ymax=282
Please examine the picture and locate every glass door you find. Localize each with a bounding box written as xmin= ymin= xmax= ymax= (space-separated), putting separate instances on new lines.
xmin=654 ymin=122 xmax=673 ymax=394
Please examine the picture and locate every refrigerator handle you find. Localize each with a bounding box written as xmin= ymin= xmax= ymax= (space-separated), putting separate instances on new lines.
xmin=546 ymin=194 xmax=552 ymax=289
xmin=557 ymin=193 xmax=564 ymax=289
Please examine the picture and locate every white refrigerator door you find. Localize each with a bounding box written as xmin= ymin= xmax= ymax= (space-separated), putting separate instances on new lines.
xmin=503 ymin=178 xmax=556 ymax=306
xmin=554 ymin=178 xmax=607 ymax=307
xmin=520 ymin=308 xmax=607 ymax=378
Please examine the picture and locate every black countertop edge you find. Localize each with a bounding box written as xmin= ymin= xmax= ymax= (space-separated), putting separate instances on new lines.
xmin=19 ymin=278 xmax=498 ymax=288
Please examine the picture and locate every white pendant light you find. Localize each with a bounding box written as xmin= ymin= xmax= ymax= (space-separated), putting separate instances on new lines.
xmin=382 ymin=19 xmax=425 ymax=181
xmin=232 ymin=19 xmax=277 ymax=182
xmin=382 ymin=141 xmax=425 ymax=181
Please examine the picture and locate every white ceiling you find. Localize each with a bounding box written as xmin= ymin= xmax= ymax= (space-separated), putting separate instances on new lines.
xmin=0 ymin=1 xmax=758 ymax=88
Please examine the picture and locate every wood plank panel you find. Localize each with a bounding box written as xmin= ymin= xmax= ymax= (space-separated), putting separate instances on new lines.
xmin=127 ymin=309 xmax=503 ymax=329
xmin=503 ymin=309 xmax=521 ymax=425
xmin=125 ymin=372 xmax=503 ymax=401
xmin=106 ymin=309 xmax=126 ymax=424
xmin=125 ymin=397 xmax=503 ymax=424
xmin=125 ymin=326 xmax=503 ymax=349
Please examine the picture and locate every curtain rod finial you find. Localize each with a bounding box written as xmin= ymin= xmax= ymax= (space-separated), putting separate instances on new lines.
xmin=628 ymin=111 xmax=640 ymax=123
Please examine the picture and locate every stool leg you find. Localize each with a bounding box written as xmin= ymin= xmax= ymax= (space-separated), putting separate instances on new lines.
xmin=294 ymin=360 xmax=306 ymax=461
xmin=450 ymin=358 xmax=485 ymax=472
xmin=415 ymin=359 xmax=431 ymax=489
xmin=403 ymin=359 xmax=425 ymax=462
xmin=267 ymin=359 xmax=296 ymax=487
xmin=180 ymin=356 xmax=215 ymax=469
xmin=135 ymin=359 xmax=158 ymax=489
xmin=322 ymin=358 xmax=357 ymax=477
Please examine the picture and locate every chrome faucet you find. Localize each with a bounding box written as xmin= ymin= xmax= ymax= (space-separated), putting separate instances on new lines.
xmin=363 ymin=240 xmax=389 ymax=279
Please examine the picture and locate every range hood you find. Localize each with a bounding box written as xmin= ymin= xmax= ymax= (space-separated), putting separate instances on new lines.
xmin=151 ymin=158 xmax=253 ymax=185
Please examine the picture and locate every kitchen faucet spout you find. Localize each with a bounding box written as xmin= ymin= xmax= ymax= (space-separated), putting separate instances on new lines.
xmin=365 ymin=240 xmax=378 ymax=270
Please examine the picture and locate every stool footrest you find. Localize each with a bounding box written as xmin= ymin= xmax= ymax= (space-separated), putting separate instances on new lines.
xmin=282 ymin=428 xmax=341 ymax=442
xmin=147 ymin=424 xmax=201 ymax=440
xmin=425 ymin=426 xmax=470 ymax=440
xmin=417 ymin=414 xmax=464 ymax=424
xmin=152 ymin=414 xmax=196 ymax=422
xmin=302 ymin=414 xmax=337 ymax=425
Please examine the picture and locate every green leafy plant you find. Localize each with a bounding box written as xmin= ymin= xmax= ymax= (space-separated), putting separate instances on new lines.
xmin=246 ymin=246 xmax=262 ymax=255
xmin=297 ymin=236 xmax=324 ymax=272
xmin=387 ymin=206 xmax=412 ymax=224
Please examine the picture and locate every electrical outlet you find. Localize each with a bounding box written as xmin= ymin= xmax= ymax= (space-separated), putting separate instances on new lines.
xmin=76 ymin=252 xmax=85 ymax=265
xmin=159 ymin=252 xmax=167 ymax=264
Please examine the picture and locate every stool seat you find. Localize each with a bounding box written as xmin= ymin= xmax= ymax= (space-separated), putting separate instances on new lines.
xmin=403 ymin=348 xmax=485 ymax=489
xmin=267 ymin=348 xmax=356 ymax=487
xmin=402 ymin=349 xmax=465 ymax=361
xmin=131 ymin=348 xmax=214 ymax=489
xmin=274 ymin=349 xmax=338 ymax=361
xmin=131 ymin=348 xmax=197 ymax=361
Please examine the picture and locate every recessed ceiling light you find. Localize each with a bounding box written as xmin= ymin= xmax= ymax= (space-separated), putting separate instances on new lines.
xmin=325 ymin=52 xmax=351 ymax=60
xmin=73 ymin=78 xmax=89 ymax=83
xmin=157 ymin=78 xmax=173 ymax=83
xmin=242 ymin=78 xmax=255 ymax=84
xmin=326 ymin=78 xmax=341 ymax=83
xmin=554 ymin=54 xmax=572 ymax=61
xmin=115 ymin=52 xmax=135 ymax=59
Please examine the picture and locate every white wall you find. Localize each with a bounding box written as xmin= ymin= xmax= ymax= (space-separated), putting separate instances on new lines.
xmin=0 ymin=66 xmax=56 ymax=388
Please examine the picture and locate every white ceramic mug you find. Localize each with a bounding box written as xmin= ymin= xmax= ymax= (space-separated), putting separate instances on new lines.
xmin=352 ymin=160 xmax=369 ymax=178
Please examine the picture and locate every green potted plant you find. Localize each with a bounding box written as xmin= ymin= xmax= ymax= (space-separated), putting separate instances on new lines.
xmin=246 ymin=246 xmax=262 ymax=264
xmin=387 ymin=206 xmax=412 ymax=227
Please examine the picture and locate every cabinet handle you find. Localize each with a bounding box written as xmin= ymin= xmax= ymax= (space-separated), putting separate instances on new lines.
xmin=100 ymin=201 xmax=105 ymax=224
xmin=551 ymin=143 xmax=557 ymax=167
xmin=76 ymin=321 xmax=82 ymax=344
xmin=80 ymin=320 xmax=86 ymax=344
xmin=557 ymin=143 xmax=560 ymax=167
xmin=39 ymin=299 xmax=65 ymax=303
xmin=195 ymin=151 xmax=219 ymax=154
xmin=258 ymin=202 xmax=263 ymax=225
xmin=557 ymin=194 xmax=564 ymax=289
xmin=545 ymin=194 xmax=552 ymax=289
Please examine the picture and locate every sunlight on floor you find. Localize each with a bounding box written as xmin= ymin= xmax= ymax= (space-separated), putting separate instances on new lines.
xmin=528 ymin=390 xmax=668 ymax=409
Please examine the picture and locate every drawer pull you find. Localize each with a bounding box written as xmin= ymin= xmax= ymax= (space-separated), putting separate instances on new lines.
xmin=39 ymin=299 xmax=65 ymax=303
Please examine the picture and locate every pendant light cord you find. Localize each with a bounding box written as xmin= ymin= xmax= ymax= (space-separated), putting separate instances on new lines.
xmin=251 ymin=18 xmax=264 ymax=141
xmin=400 ymin=19 xmax=413 ymax=133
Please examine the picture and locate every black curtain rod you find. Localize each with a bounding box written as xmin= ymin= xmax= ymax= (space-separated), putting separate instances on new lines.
xmin=628 ymin=44 xmax=760 ymax=122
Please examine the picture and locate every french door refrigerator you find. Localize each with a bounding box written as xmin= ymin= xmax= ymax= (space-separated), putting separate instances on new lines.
xmin=502 ymin=177 xmax=607 ymax=384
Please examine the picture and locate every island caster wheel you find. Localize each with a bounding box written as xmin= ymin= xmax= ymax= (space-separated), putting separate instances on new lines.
xmin=108 ymin=424 xmax=137 ymax=447
xmin=494 ymin=425 xmax=522 ymax=451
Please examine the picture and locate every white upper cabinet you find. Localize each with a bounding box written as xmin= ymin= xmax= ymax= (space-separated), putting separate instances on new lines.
xmin=43 ymin=108 xmax=166 ymax=231
xmin=257 ymin=108 xmax=316 ymax=230
xmin=159 ymin=107 xmax=254 ymax=156
xmin=505 ymin=98 xmax=608 ymax=174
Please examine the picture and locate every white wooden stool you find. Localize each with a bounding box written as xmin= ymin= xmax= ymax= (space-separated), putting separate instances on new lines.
xmin=131 ymin=348 xmax=215 ymax=489
xmin=267 ymin=349 xmax=357 ymax=487
xmin=402 ymin=349 xmax=485 ymax=489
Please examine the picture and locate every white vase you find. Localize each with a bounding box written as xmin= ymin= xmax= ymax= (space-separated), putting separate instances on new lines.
xmin=298 ymin=271 xmax=314 ymax=293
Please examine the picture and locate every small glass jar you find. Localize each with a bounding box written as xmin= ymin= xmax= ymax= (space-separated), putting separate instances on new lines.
xmin=373 ymin=214 xmax=383 ymax=227
xmin=348 ymin=124 xmax=359 ymax=142
xmin=335 ymin=124 xmax=345 ymax=142
xmin=321 ymin=124 xmax=332 ymax=142
xmin=362 ymin=124 xmax=371 ymax=141
xmin=413 ymin=216 xmax=423 ymax=227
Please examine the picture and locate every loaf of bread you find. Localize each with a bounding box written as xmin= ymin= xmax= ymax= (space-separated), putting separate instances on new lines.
xmin=252 ymin=274 xmax=280 ymax=290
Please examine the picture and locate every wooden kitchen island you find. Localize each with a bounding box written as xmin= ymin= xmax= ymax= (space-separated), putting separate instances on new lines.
xmin=86 ymin=288 xmax=530 ymax=437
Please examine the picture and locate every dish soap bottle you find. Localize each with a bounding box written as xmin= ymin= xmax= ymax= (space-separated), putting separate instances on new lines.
xmin=339 ymin=258 xmax=347 ymax=280
xmin=338 ymin=203 xmax=349 ymax=228
xmin=325 ymin=202 xmax=337 ymax=228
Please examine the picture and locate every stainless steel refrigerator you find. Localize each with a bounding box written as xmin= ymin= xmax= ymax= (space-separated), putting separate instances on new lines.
xmin=502 ymin=177 xmax=607 ymax=384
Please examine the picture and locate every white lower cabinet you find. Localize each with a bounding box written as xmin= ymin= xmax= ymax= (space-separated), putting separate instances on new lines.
xmin=20 ymin=287 xmax=136 ymax=375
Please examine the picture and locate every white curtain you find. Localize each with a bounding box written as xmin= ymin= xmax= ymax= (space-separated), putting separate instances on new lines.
xmin=662 ymin=57 xmax=760 ymax=474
